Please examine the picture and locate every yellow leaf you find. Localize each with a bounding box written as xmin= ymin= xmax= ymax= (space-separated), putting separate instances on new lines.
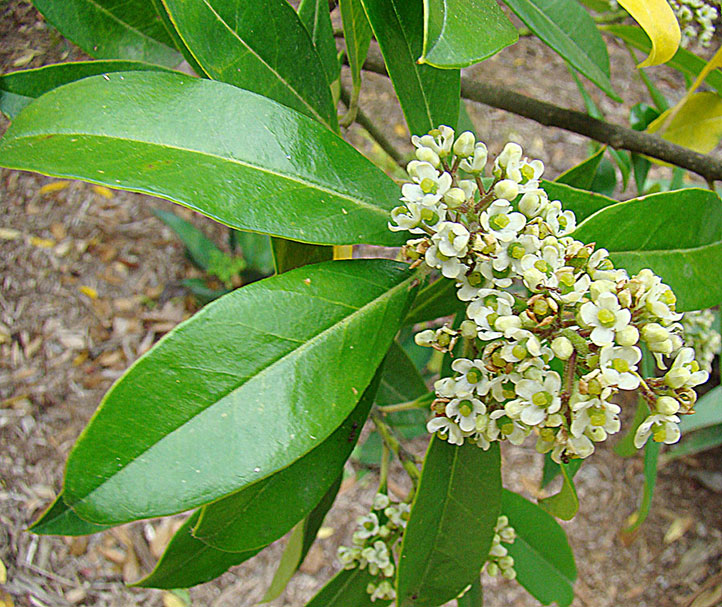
xmin=29 ymin=236 xmax=55 ymax=248
xmin=91 ymin=185 xmax=114 ymax=199
xmin=647 ymin=92 xmax=722 ymax=154
xmin=0 ymin=558 xmax=6 ymax=584
xmin=618 ymin=0 xmax=680 ymax=67
xmin=333 ymin=245 xmax=353 ymax=260
xmin=79 ymin=285 xmax=98 ymax=300
xmin=39 ymin=180 xmax=70 ymax=194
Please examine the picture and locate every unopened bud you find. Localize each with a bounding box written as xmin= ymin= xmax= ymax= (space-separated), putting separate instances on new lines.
xmin=519 ymin=190 xmax=544 ymax=218
xmin=616 ymin=325 xmax=639 ymax=346
xmin=642 ymin=323 xmax=670 ymax=344
xmin=493 ymin=179 xmax=519 ymax=200
xmin=460 ymin=320 xmax=478 ymax=339
xmin=443 ymin=187 xmax=466 ymax=209
xmin=495 ymin=315 xmax=522 ymax=333
xmin=656 ymin=395 xmax=680 ymax=415
xmin=590 ymin=280 xmax=614 ymax=301
xmin=453 ymin=131 xmax=476 ymax=157
xmin=416 ymin=146 xmax=440 ymax=167
xmin=414 ymin=329 xmax=435 ymax=347
xmin=648 ymin=338 xmax=673 ymax=355
xmin=551 ymin=336 xmax=574 ymax=360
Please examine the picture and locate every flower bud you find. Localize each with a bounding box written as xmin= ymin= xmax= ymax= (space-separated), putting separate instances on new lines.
xmin=551 ymin=336 xmax=574 ymax=360
xmin=519 ymin=190 xmax=544 ymax=218
xmin=460 ymin=320 xmax=478 ymax=339
xmin=415 ymin=146 xmax=440 ymax=167
xmin=493 ymin=179 xmax=520 ymax=200
xmin=494 ymin=315 xmax=522 ymax=333
xmin=642 ymin=323 xmax=670 ymax=344
xmin=462 ymin=142 xmax=488 ymax=174
xmin=453 ymin=131 xmax=476 ymax=157
xmin=414 ymin=329 xmax=435 ymax=347
xmin=589 ymin=280 xmax=615 ymax=301
xmin=615 ymin=325 xmax=639 ymax=346
xmin=648 ymin=338 xmax=673 ymax=355
xmin=443 ymin=187 xmax=466 ymax=209
xmin=664 ymin=366 xmax=691 ymax=389
xmin=656 ymin=395 xmax=680 ymax=415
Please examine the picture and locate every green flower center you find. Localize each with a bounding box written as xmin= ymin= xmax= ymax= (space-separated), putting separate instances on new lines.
xmin=521 ymin=164 xmax=535 ymax=183
xmin=534 ymin=259 xmax=548 ymax=273
xmin=468 ymin=271 xmax=484 ymax=287
xmin=653 ymin=425 xmax=667 ymax=442
xmin=590 ymin=411 xmax=607 ymax=426
xmin=532 ymin=299 xmax=549 ymax=317
xmin=597 ymin=308 xmax=616 ymax=327
xmin=420 ymin=208 xmax=439 ymax=224
xmin=512 ymin=344 xmax=527 ymax=360
xmin=467 ymin=368 xmax=483 ymax=384
xmin=420 ymin=177 xmax=437 ymax=194
xmin=458 ymin=400 xmax=473 ymax=417
xmin=509 ymin=243 xmax=526 ymax=259
xmin=540 ymin=428 xmax=555 ymax=442
xmin=531 ymin=391 xmax=552 ymax=407
xmin=486 ymin=312 xmax=499 ymax=328
xmin=611 ymin=358 xmax=630 ymax=373
xmin=501 ymin=423 xmax=515 ymax=436
xmin=489 ymin=213 xmax=510 ymax=230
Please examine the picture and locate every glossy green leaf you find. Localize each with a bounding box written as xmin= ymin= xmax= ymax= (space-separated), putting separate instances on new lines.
xmin=502 ymin=490 xmax=576 ymax=607
xmin=134 ymin=511 xmax=261 ymax=589
xmin=231 ymin=231 xmax=275 ymax=277
xmin=162 ymin=0 xmax=337 ymax=130
xmin=152 ymin=208 xmax=221 ymax=271
xmin=56 ymin=259 xmax=415 ymax=525
xmin=271 ymin=239 xmax=334 ymax=274
xmin=589 ymin=156 xmax=617 ymax=197
xmin=456 ymin=578 xmax=483 ymax=606
xmin=573 ymin=189 xmax=722 ymax=311
xmin=555 ymin=146 xmax=606 ymax=190
xmin=362 ymin=0 xmax=461 ymax=135
xmin=538 ymin=462 xmax=579 ymax=520
xmin=0 ymin=60 xmax=175 ymax=120
xmin=540 ymin=180 xmax=616 ymax=224
xmin=605 ymin=25 xmax=722 ymax=95
xmin=680 ymin=385 xmax=722 ymax=433
xmin=396 ymin=439 xmax=501 ymax=607
xmin=665 ymin=423 xmax=722 ymax=460
xmin=299 ymin=0 xmax=342 ymax=93
xmin=32 ymin=0 xmax=182 ymax=66
xmin=148 ymin=0 xmax=207 ymax=75
xmin=306 ymin=567 xmax=392 ymax=607
xmin=421 ymin=0 xmax=517 ymax=68
xmin=340 ymin=0 xmax=373 ymax=90
xmin=191 ymin=374 xmax=378 ymax=552
xmin=29 ymin=492 xmax=110 ymax=536
xmin=262 ymin=475 xmax=342 ymax=602
xmin=540 ymin=453 xmax=582 ymax=490
xmin=503 ymin=0 xmax=619 ymax=100
xmin=621 ymin=439 xmax=659 ymax=537
xmin=0 ymin=72 xmax=404 ymax=247
xmin=404 ymin=277 xmax=465 ymax=326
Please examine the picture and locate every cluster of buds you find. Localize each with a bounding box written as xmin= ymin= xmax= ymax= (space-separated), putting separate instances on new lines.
xmin=484 ymin=516 xmax=517 ymax=579
xmin=390 ymin=126 xmax=708 ymax=463
xmin=681 ymin=309 xmax=720 ymax=373
xmin=337 ymin=493 xmax=410 ymax=601
xmin=669 ymin=0 xmax=719 ymax=47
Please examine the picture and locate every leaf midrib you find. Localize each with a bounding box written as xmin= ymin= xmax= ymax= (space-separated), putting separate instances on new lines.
xmin=66 ymin=270 xmax=412 ymax=513
xmin=76 ymin=0 xmax=172 ymax=48
xmin=2 ymin=131 xmax=391 ymax=220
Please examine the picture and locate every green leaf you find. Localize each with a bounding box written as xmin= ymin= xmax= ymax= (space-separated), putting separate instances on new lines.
xmin=621 ymin=439 xmax=659 ymax=537
xmin=456 ymin=578 xmax=483 ymax=607
xmin=421 ymin=0 xmax=518 ymax=68
xmin=665 ymin=423 xmax=722 ymax=460
xmin=133 ymin=511 xmax=261 ymax=589
xmin=191 ymin=373 xmax=378 ymax=552
xmin=231 ymin=231 xmax=275 ymax=277
xmin=271 ymin=239 xmax=334 ymax=274
xmin=680 ymin=385 xmax=722 ymax=433
xmin=148 ymin=0 xmax=207 ymax=76
xmin=152 ymin=208 xmax=221 ymax=271
xmin=29 ymin=493 xmax=110 ymax=536
xmin=362 ymin=0 xmax=461 ymax=135
xmin=0 ymin=60 xmax=175 ymax=119
xmin=572 ymin=188 xmax=722 ymax=311
xmin=404 ymin=277 xmax=466 ymax=326
xmin=262 ymin=475 xmax=342 ymax=602
xmin=540 ymin=453 xmax=582 ymax=490
xmin=538 ymin=461 xmax=579 ymax=520
xmin=502 ymin=490 xmax=576 ymax=607
xmin=605 ymin=25 xmax=722 ymax=95
xmin=306 ymin=567 xmax=392 ymax=607
xmin=0 ymin=72 xmax=403 ymax=247
xmin=555 ymin=146 xmax=606 ymax=190
xmin=57 ymin=259 xmax=415 ymax=525
xmin=340 ymin=0 xmax=373 ymax=88
xmin=32 ymin=0 xmax=182 ymax=66
xmin=589 ymin=156 xmax=617 ymax=197
xmin=299 ymin=0 xmax=342 ymax=93
xmin=540 ymin=180 xmax=616 ymax=224
xmin=377 ymin=341 xmax=428 ymax=407
xmin=396 ymin=439 xmax=501 ymax=607
xmin=503 ymin=0 xmax=619 ymax=101
xmin=161 ymin=0 xmax=337 ymax=130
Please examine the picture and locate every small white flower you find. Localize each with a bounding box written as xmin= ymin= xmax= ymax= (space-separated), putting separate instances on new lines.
xmin=385 ymin=503 xmax=410 ymax=528
xmin=451 ymin=357 xmax=489 ymax=394
xmin=579 ymin=291 xmax=632 ymax=346
xmin=459 ymin=141 xmax=488 ymax=174
xmin=446 ymin=395 xmax=486 ymax=432
xmin=634 ymin=413 xmax=681 ymax=448
xmin=373 ymin=493 xmax=390 ymax=511
xmin=480 ymin=199 xmax=527 ymax=242
xmin=403 ymin=161 xmax=452 ymax=206
xmin=664 ymin=347 xmax=709 ymax=389
xmin=509 ymin=371 xmax=562 ymax=426
xmin=427 ymin=416 xmax=464 ymax=445
xmin=354 ymin=512 xmax=379 ymax=540
xmin=599 ymin=345 xmax=642 ymax=390
xmin=434 ymin=376 xmax=458 ymax=398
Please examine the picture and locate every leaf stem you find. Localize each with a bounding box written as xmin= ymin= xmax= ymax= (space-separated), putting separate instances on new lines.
xmin=378 ymin=392 xmax=433 ymax=413
xmin=371 ymin=410 xmax=421 ymax=483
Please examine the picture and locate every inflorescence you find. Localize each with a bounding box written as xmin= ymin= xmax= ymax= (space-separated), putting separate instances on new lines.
xmin=389 ymin=126 xmax=708 ymax=463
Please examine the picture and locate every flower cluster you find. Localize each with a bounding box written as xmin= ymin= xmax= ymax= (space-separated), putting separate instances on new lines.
xmin=484 ymin=515 xmax=517 ymax=580
xmin=390 ymin=126 xmax=707 ymax=463
xmin=669 ymin=0 xmax=719 ymax=47
xmin=337 ymin=493 xmax=410 ymax=601
xmin=681 ymin=308 xmax=720 ymax=373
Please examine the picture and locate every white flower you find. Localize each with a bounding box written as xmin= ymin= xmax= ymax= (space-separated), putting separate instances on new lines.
xmin=634 ymin=413 xmax=681 ymax=448
xmin=544 ymin=200 xmax=576 ymax=236
xmin=434 ymin=376 xmax=458 ymax=398
xmin=509 ymin=371 xmax=562 ymax=426
xmin=556 ymin=268 xmax=591 ymax=304
xmin=361 ymin=540 xmax=393 ymax=577
xmin=466 ymin=290 xmax=514 ymax=339
xmin=403 ymin=161 xmax=452 ymax=206
xmin=456 ymin=264 xmax=493 ymax=300
xmin=665 ymin=347 xmax=709 ymax=389
xmin=599 ymin=345 xmax=642 ymax=390
xmin=569 ymin=392 xmax=621 ymax=438
xmin=459 ymin=141 xmax=488 ymax=174
xmin=480 ymin=199 xmax=527 ymax=242
xmin=451 ymin=357 xmax=489 ymax=394
xmin=489 ymin=410 xmax=530 ymax=445
xmin=446 ymin=396 xmax=486 ymax=432
xmin=373 ymin=493 xmax=390 ymax=511
xmin=385 ymin=503 xmax=410 ymax=528
xmin=432 ymin=221 xmax=470 ymax=257
xmin=338 ymin=545 xmax=361 ymax=568
xmin=500 ymin=329 xmax=542 ymax=362
xmin=427 ymin=416 xmax=464 ymax=445
xmin=425 ymin=244 xmax=468 ymax=278
xmin=411 ymin=125 xmax=454 ymax=160
xmin=388 ymin=202 xmax=422 ymax=233
xmin=579 ymin=291 xmax=632 ymax=346
xmin=354 ymin=512 xmax=380 ymax=541
xmin=369 ymin=580 xmax=396 ymax=601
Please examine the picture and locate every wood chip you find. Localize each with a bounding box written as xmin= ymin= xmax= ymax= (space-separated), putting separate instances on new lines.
xmin=38 ymin=180 xmax=70 ymax=194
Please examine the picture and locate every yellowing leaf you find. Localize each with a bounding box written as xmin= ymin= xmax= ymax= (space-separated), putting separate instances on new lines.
xmin=79 ymin=285 xmax=98 ymax=300
xmin=39 ymin=180 xmax=70 ymax=194
xmin=29 ymin=236 xmax=55 ymax=248
xmin=647 ymin=92 xmax=722 ymax=154
xmin=91 ymin=185 xmax=114 ymax=199
xmin=618 ymin=0 xmax=680 ymax=67
xmin=0 ymin=558 xmax=6 ymax=584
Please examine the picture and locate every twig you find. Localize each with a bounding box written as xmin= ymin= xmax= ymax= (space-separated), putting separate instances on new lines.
xmin=371 ymin=410 xmax=421 ymax=483
xmin=338 ymin=83 xmax=407 ymax=168
xmin=358 ymin=51 xmax=722 ymax=183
